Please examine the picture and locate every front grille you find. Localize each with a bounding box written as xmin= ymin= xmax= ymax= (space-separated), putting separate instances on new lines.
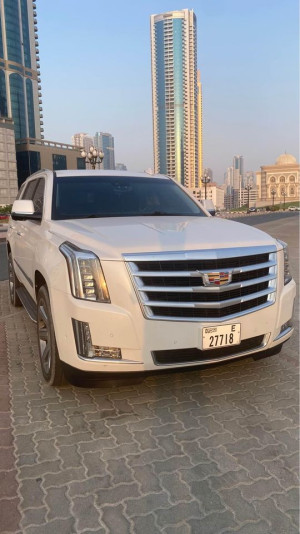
xmin=124 ymin=246 xmax=277 ymax=322
xmin=152 ymin=335 xmax=265 ymax=365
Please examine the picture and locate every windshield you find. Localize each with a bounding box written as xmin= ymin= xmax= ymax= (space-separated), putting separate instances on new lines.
xmin=52 ymin=175 xmax=206 ymax=220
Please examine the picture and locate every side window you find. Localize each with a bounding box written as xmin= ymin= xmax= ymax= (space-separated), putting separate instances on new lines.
xmin=22 ymin=180 xmax=38 ymax=200
xmin=32 ymin=179 xmax=45 ymax=214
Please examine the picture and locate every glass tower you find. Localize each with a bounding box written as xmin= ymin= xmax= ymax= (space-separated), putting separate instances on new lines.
xmin=94 ymin=132 xmax=115 ymax=170
xmin=151 ymin=10 xmax=201 ymax=187
xmin=0 ymin=0 xmax=42 ymax=140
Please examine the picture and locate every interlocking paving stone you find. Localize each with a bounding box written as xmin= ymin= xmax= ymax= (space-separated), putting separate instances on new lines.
xmin=188 ymin=509 xmax=237 ymax=534
xmin=101 ymin=503 xmax=131 ymax=534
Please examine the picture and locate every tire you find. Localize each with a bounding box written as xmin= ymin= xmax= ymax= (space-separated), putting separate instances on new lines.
xmin=8 ymin=253 xmax=22 ymax=307
xmin=36 ymin=285 xmax=65 ymax=386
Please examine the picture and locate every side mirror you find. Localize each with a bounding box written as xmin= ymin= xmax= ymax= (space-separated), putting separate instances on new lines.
xmin=11 ymin=200 xmax=41 ymax=221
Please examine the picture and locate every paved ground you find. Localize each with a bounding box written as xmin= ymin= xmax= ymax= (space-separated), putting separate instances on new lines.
xmin=0 ymin=216 xmax=299 ymax=533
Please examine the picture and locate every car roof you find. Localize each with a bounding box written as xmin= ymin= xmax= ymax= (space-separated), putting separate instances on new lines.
xmin=55 ymin=170 xmax=169 ymax=180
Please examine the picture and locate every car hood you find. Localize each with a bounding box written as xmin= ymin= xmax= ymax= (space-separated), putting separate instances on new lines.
xmin=49 ymin=216 xmax=278 ymax=261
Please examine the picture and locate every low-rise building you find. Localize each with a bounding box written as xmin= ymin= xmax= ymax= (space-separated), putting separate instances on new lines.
xmin=256 ymin=153 xmax=299 ymax=206
xmin=190 ymin=182 xmax=225 ymax=210
xmin=16 ymin=138 xmax=85 ymax=187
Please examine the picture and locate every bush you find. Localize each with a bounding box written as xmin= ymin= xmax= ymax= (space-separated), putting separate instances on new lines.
xmin=0 ymin=204 xmax=12 ymax=214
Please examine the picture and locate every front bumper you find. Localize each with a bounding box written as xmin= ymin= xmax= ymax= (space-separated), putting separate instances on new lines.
xmin=50 ymin=277 xmax=296 ymax=373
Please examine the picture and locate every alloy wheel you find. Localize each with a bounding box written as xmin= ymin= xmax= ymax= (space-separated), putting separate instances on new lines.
xmin=37 ymin=299 xmax=51 ymax=375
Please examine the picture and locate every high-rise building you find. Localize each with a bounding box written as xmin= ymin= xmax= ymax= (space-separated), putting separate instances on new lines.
xmin=94 ymin=132 xmax=115 ymax=170
xmin=204 ymin=167 xmax=213 ymax=180
xmin=150 ymin=9 xmax=201 ymax=188
xmin=197 ymin=70 xmax=203 ymax=180
xmin=72 ymin=133 xmax=94 ymax=152
xmin=233 ymin=155 xmax=244 ymax=190
xmin=0 ymin=0 xmax=43 ymax=141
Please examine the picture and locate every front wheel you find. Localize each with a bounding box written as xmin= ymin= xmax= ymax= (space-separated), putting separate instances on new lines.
xmin=36 ymin=285 xmax=65 ymax=386
xmin=8 ymin=253 xmax=22 ymax=307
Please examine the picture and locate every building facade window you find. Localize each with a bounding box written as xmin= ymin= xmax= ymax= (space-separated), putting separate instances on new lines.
xmin=9 ymin=73 xmax=26 ymax=139
xmin=279 ymin=176 xmax=285 ymax=183
xmin=289 ymin=176 xmax=295 ymax=182
xmin=0 ymin=69 xmax=7 ymax=116
xmin=77 ymin=157 xmax=86 ymax=169
xmin=16 ymin=150 xmax=41 ymax=187
xmin=270 ymin=176 xmax=276 ymax=183
xmin=280 ymin=187 xmax=285 ymax=196
xmin=52 ymin=154 xmax=67 ymax=170
xmin=290 ymin=187 xmax=295 ymax=196
xmin=0 ymin=13 xmax=4 ymax=59
xmin=20 ymin=0 xmax=31 ymax=68
xmin=26 ymin=78 xmax=35 ymax=138
xmin=4 ymin=0 xmax=22 ymax=64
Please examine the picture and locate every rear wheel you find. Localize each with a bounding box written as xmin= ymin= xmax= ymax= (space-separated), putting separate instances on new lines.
xmin=8 ymin=253 xmax=22 ymax=307
xmin=36 ymin=285 xmax=64 ymax=386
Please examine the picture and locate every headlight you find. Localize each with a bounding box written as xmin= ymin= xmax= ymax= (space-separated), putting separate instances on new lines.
xmin=59 ymin=242 xmax=110 ymax=302
xmin=277 ymin=239 xmax=292 ymax=285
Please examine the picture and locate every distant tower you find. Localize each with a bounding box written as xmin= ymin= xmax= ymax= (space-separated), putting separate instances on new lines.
xmin=94 ymin=132 xmax=115 ymax=170
xmin=197 ymin=70 xmax=203 ymax=181
xmin=233 ymin=155 xmax=244 ymax=189
xmin=0 ymin=0 xmax=43 ymax=140
xmin=72 ymin=133 xmax=94 ymax=152
xmin=150 ymin=9 xmax=199 ymax=187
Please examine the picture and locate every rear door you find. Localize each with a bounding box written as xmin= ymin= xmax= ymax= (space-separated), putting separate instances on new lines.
xmin=14 ymin=178 xmax=45 ymax=298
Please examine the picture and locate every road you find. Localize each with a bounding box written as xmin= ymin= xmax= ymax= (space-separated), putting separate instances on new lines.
xmin=0 ymin=212 xmax=298 ymax=533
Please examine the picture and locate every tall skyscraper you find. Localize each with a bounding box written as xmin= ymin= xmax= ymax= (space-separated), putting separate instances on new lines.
xmin=197 ymin=70 xmax=203 ymax=180
xmin=0 ymin=0 xmax=43 ymax=140
xmin=233 ymin=155 xmax=244 ymax=190
xmin=150 ymin=9 xmax=201 ymax=188
xmin=94 ymin=132 xmax=115 ymax=170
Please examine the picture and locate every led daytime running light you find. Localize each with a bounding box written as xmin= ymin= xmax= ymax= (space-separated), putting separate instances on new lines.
xmin=60 ymin=242 xmax=110 ymax=302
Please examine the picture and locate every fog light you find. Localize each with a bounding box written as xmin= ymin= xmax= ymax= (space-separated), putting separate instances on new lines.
xmin=93 ymin=347 xmax=122 ymax=359
xmin=280 ymin=318 xmax=293 ymax=333
xmin=72 ymin=319 xmax=122 ymax=360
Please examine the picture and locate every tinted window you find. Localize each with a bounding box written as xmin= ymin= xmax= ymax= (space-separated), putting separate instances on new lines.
xmin=32 ymin=179 xmax=45 ymax=214
xmin=52 ymin=154 xmax=67 ymax=171
xmin=22 ymin=179 xmax=38 ymax=200
xmin=52 ymin=175 xmax=206 ymax=220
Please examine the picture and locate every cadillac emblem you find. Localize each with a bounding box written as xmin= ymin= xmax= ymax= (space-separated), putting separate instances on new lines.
xmin=203 ymin=271 xmax=232 ymax=287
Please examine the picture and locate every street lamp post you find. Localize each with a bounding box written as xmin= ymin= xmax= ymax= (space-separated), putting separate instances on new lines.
xmin=201 ymin=173 xmax=210 ymax=200
xmin=245 ymin=184 xmax=252 ymax=209
xmin=271 ymin=189 xmax=276 ymax=209
xmin=81 ymin=146 xmax=104 ymax=170
xmin=282 ymin=190 xmax=286 ymax=211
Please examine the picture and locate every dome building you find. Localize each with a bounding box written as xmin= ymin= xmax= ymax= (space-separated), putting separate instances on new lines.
xmin=256 ymin=153 xmax=299 ymax=206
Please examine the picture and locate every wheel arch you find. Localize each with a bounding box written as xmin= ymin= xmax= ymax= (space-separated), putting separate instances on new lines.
xmin=35 ymin=270 xmax=47 ymax=297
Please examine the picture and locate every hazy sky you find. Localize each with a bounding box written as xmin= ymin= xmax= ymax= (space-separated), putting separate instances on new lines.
xmin=37 ymin=0 xmax=299 ymax=182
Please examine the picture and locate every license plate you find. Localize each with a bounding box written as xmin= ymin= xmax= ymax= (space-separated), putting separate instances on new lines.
xmin=202 ymin=323 xmax=241 ymax=350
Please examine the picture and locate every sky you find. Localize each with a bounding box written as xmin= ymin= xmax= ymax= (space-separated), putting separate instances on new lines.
xmin=37 ymin=0 xmax=299 ymax=183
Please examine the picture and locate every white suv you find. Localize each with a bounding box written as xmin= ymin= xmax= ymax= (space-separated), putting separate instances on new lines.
xmin=7 ymin=170 xmax=296 ymax=386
